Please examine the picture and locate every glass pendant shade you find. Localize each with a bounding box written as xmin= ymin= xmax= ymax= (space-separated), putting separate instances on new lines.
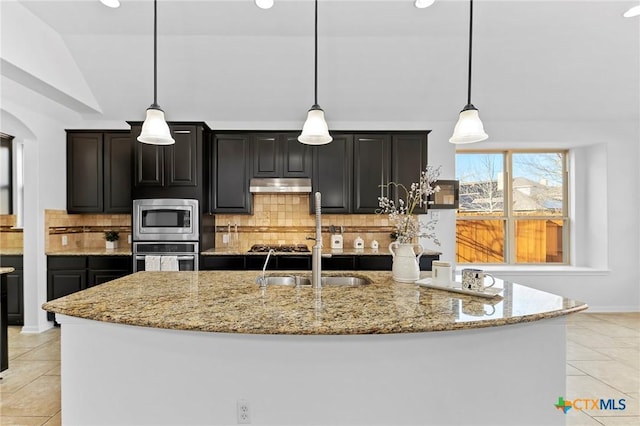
xmin=137 ymin=107 xmax=175 ymax=145
xmin=449 ymin=106 xmax=488 ymax=144
xmin=298 ymin=106 xmax=332 ymax=145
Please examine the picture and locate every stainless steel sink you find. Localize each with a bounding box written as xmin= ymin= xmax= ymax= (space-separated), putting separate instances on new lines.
xmin=321 ymin=276 xmax=369 ymax=286
xmin=256 ymin=275 xmax=369 ymax=286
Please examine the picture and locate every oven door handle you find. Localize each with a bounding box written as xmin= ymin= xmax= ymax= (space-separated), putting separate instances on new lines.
xmin=135 ymin=255 xmax=196 ymax=261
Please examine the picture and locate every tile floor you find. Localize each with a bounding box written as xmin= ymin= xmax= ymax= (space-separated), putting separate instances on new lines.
xmin=0 ymin=312 xmax=638 ymax=426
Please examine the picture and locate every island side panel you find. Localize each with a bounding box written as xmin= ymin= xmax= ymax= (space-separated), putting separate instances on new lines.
xmin=58 ymin=315 xmax=566 ymax=426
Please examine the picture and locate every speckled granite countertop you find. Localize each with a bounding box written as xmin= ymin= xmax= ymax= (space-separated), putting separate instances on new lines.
xmin=0 ymin=267 xmax=15 ymax=275
xmin=46 ymin=248 xmax=132 ymax=256
xmin=43 ymin=270 xmax=587 ymax=335
xmin=0 ymin=248 xmax=23 ymax=255
xmin=202 ymin=248 xmax=442 ymax=256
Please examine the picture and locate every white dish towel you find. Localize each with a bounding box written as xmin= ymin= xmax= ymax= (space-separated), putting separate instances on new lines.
xmin=160 ymin=256 xmax=179 ymax=271
xmin=144 ymin=255 xmax=161 ymax=271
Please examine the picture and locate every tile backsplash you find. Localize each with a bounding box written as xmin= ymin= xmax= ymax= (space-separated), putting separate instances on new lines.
xmin=0 ymin=215 xmax=23 ymax=249
xmin=215 ymin=194 xmax=394 ymax=251
xmin=45 ymin=210 xmax=131 ymax=252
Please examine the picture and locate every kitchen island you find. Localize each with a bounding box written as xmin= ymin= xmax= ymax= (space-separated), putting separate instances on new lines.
xmin=44 ymin=271 xmax=586 ymax=425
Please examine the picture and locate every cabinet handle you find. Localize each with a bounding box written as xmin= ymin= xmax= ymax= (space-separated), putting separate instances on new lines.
xmin=173 ymin=131 xmax=191 ymax=134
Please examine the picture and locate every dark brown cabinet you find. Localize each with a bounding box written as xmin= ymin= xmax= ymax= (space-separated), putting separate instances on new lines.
xmin=210 ymin=134 xmax=252 ymax=213
xmin=312 ymin=134 xmax=353 ymax=213
xmin=253 ymin=133 xmax=312 ymax=178
xmin=391 ymin=133 xmax=428 ymax=212
xmin=0 ymin=256 xmax=23 ymax=325
xmin=130 ymin=123 xmax=209 ymax=200
xmin=67 ymin=131 xmax=131 ymax=213
xmin=46 ymin=255 xmax=132 ymax=321
xmin=353 ymin=134 xmax=391 ymax=213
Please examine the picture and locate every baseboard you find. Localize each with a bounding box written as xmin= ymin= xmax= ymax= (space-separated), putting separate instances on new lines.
xmin=20 ymin=323 xmax=54 ymax=334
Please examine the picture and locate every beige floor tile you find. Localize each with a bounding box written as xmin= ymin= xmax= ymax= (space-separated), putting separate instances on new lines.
xmin=13 ymin=342 xmax=60 ymax=362
xmin=568 ymin=340 xmax=613 ymax=361
xmin=0 ymin=360 xmax=60 ymax=394
xmin=565 ymin=409 xmax=605 ymax=425
xmin=0 ymin=375 xmax=61 ymax=417
xmin=569 ymin=360 xmax=640 ymax=394
xmin=43 ymin=363 xmax=60 ymax=376
xmin=590 ymin=347 xmax=640 ymax=370
xmin=569 ymin=328 xmax=638 ymax=349
xmin=7 ymin=346 xmax=31 ymax=361
xmin=7 ymin=327 xmax=59 ymax=349
xmin=578 ymin=321 xmax=640 ymax=338
xmin=592 ymin=417 xmax=640 ymax=425
xmin=0 ymin=416 xmax=50 ymax=426
xmin=42 ymin=411 xmax=61 ymax=426
xmin=567 ymin=364 xmax=588 ymax=375
xmin=590 ymin=313 xmax=640 ymax=327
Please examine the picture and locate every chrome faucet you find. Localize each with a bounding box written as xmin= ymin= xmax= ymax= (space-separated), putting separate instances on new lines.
xmin=307 ymin=192 xmax=323 ymax=289
xmin=260 ymin=249 xmax=276 ymax=287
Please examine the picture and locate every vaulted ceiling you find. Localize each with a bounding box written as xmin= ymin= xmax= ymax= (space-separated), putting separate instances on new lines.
xmin=4 ymin=0 xmax=640 ymax=140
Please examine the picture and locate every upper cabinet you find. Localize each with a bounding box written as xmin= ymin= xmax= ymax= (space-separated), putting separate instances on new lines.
xmin=312 ymin=134 xmax=353 ymax=213
xmin=129 ymin=122 xmax=209 ymax=200
xmin=66 ymin=130 xmax=131 ymax=214
xmin=390 ymin=133 xmax=428 ymax=213
xmin=210 ymin=133 xmax=252 ymax=214
xmin=353 ymin=134 xmax=392 ymax=213
xmin=252 ymin=132 xmax=312 ymax=178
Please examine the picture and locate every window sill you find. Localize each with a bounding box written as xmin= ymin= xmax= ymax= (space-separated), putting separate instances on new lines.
xmin=456 ymin=265 xmax=610 ymax=276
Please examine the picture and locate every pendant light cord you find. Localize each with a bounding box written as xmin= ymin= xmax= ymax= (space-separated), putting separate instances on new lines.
xmin=314 ymin=0 xmax=318 ymax=107
xmin=466 ymin=0 xmax=473 ymax=106
xmin=153 ymin=0 xmax=158 ymax=107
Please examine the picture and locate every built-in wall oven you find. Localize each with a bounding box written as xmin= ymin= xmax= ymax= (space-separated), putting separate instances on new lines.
xmin=132 ymin=199 xmax=200 ymax=272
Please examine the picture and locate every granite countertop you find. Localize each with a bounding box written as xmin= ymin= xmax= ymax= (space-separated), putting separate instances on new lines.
xmin=46 ymin=248 xmax=132 ymax=256
xmin=43 ymin=270 xmax=587 ymax=335
xmin=0 ymin=267 xmax=15 ymax=275
xmin=0 ymin=248 xmax=23 ymax=255
xmin=202 ymin=247 xmax=442 ymax=256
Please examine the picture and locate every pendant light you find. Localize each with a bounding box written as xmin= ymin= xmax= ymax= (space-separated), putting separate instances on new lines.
xmin=298 ymin=0 xmax=332 ymax=145
xmin=449 ymin=0 xmax=488 ymax=144
xmin=137 ymin=0 xmax=174 ymax=145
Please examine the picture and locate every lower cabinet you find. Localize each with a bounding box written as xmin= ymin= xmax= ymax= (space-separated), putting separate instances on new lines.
xmin=0 ymin=256 xmax=24 ymax=325
xmin=47 ymin=255 xmax=132 ymax=321
xmin=200 ymin=254 xmax=439 ymax=271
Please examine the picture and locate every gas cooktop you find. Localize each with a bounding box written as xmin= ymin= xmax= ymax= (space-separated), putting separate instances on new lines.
xmin=248 ymin=244 xmax=310 ymax=253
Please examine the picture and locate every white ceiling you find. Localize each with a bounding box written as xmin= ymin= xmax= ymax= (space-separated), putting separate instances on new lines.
xmin=8 ymin=0 xmax=640 ymax=134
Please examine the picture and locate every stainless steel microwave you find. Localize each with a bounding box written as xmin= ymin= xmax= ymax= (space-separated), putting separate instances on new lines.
xmin=133 ymin=199 xmax=199 ymax=241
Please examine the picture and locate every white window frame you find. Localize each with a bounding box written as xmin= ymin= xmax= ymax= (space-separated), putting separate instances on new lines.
xmin=456 ymin=149 xmax=570 ymax=265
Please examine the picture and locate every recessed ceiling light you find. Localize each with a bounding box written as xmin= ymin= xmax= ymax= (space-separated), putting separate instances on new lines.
xmin=100 ymin=0 xmax=120 ymax=8
xmin=255 ymin=0 xmax=274 ymax=10
xmin=623 ymin=5 xmax=640 ymax=17
xmin=414 ymin=0 xmax=436 ymax=9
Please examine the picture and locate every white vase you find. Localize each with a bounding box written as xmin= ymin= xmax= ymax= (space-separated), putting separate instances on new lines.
xmin=389 ymin=242 xmax=424 ymax=283
xmin=105 ymin=241 xmax=118 ymax=250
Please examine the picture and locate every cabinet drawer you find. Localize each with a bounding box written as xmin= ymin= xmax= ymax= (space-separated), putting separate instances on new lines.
xmin=276 ymin=256 xmax=310 ymax=271
xmin=47 ymin=256 xmax=87 ymax=270
xmin=357 ymin=256 xmax=393 ymax=270
xmin=322 ymin=256 xmax=356 ymax=270
xmin=0 ymin=255 xmax=23 ymax=268
xmin=200 ymin=256 xmax=245 ymax=270
xmin=88 ymin=256 xmax=132 ymax=270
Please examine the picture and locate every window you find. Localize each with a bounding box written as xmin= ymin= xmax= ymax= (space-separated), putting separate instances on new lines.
xmin=456 ymin=151 xmax=568 ymax=265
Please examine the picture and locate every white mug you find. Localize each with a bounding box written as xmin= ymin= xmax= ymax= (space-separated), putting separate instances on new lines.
xmin=461 ymin=269 xmax=495 ymax=292
xmin=432 ymin=261 xmax=453 ymax=287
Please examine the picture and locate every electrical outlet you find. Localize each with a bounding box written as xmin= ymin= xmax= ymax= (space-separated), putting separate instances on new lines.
xmin=430 ymin=210 xmax=440 ymax=220
xmin=222 ymin=234 xmax=230 ymax=244
xmin=127 ymin=234 xmax=132 ymax=244
xmin=237 ymin=399 xmax=250 ymax=424
xmin=61 ymin=235 xmax=68 ymax=246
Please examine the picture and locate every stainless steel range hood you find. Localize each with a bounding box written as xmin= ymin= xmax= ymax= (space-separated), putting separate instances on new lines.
xmin=249 ymin=178 xmax=312 ymax=193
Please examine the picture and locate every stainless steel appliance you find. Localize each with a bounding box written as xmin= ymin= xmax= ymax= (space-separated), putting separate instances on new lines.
xmin=132 ymin=199 xmax=200 ymax=272
xmin=248 ymin=244 xmax=310 ymax=253
xmin=133 ymin=199 xmax=199 ymax=241
xmin=133 ymin=242 xmax=198 ymax=272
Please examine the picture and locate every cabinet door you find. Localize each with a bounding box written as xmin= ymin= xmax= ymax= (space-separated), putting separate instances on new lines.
xmin=104 ymin=132 xmax=132 ymax=213
xmin=210 ymin=134 xmax=252 ymax=213
xmin=200 ymin=256 xmax=246 ymax=270
xmin=282 ymin=134 xmax=312 ymax=178
xmin=391 ymin=133 xmax=428 ymax=213
xmin=47 ymin=270 xmax=86 ymax=300
xmin=166 ymin=125 xmax=198 ymax=187
xmin=312 ymin=134 xmax=353 ymax=213
xmin=353 ymin=134 xmax=391 ymax=213
xmin=132 ymin=124 xmax=164 ymax=188
xmin=252 ymin=134 xmax=280 ymax=178
xmin=67 ymin=132 xmax=104 ymax=213
xmin=5 ymin=270 xmax=23 ymax=325
xmin=357 ymin=255 xmax=393 ymax=270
